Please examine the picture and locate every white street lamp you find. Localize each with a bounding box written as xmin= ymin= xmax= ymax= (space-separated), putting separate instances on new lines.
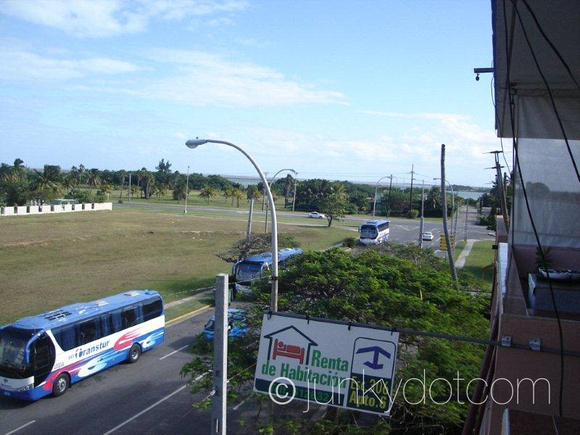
xmin=372 ymin=175 xmax=392 ymax=217
xmin=186 ymin=139 xmax=280 ymax=311
xmin=265 ymin=168 xmax=297 ymax=232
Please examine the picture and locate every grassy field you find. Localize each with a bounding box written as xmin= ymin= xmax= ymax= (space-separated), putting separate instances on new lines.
xmin=460 ymin=240 xmax=495 ymax=291
xmin=0 ymin=207 xmax=352 ymax=324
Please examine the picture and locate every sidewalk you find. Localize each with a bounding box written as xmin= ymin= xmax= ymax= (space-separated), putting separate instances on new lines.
xmin=455 ymin=239 xmax=477 ymax=269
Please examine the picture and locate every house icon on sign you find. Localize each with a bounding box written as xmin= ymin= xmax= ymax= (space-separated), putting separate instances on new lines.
xmin=264 ymin=325 xmax=318 ymax=365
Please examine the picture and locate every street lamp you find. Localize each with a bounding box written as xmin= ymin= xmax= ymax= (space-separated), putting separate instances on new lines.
xmin=264 ymin=168 xmax=297 ymax=232
xmin=185 ymin=139 xmax=280 ymax=311
xmin=372 ymin=175 xmax=393 ymax=217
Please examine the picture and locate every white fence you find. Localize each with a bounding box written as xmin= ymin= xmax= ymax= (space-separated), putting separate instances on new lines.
xmin=1 ymin=202 xmax=113 ymax=217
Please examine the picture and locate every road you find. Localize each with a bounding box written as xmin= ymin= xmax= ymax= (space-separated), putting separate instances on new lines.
xmin=117 ymin=202 xmax=493 ymax=248
xmin=0 ymin=308 xmax=253 ymax=435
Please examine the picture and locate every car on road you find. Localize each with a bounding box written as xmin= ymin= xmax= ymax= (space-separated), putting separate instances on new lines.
xmin=422 ymin=231 xmax=434 ymax=241
xmin=203 ymin=308 xmax=247 ymax=340
xmin=308 ymin=211 xmax=326 ymax=219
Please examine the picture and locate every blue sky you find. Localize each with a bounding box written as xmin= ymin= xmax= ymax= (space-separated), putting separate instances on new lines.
xmin=0 ymin=0 xmax=500 ymax=187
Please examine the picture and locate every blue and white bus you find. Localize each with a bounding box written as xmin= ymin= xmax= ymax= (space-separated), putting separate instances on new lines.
xmin=0 ymin=290 xmax=164 ymax=401
xmin=232 ymin=248 xmax=303 ymax=293
xmin=359 ymin=220 xmax=390 ymax=245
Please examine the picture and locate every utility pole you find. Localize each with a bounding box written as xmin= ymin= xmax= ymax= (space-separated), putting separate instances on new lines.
xmin=246 ymin=198 xmax=254 ymax=256
xmin=212 ymin=274 xmax=228 ymax=435
xmin=419 ymin=180 xmax=425 ymax=248
xmin=387 ymin=175 xmax=393 ymax=217
xmin=292 ymin=173 xmax=298 ymax=213
xmin=464 ymin=201 xmax=469 ymax=242
xmin=184 ymin=165 xmax=190 ymax=214
xmin=409 ymin=164 xmax=415 ymax=209
xmin=488 ymin=151 xmax=509 ymax=230
xmin=441 ymin=144 xmax=458 ymax=285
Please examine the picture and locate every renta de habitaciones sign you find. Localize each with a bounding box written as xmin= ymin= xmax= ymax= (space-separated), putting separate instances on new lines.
xmin=254 ymin=313 xmax=400 ymax=416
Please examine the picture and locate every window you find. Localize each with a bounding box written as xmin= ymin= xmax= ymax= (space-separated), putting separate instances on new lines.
xmin=142 ymin=298 xmax=163 ymax=322
xmin=53 ymin=325 xmax=79 ymax=351
xmin=121 ymin=306 xmax=140 ymax=329
xmin=78 ymin=318 xmax=101 ymax=345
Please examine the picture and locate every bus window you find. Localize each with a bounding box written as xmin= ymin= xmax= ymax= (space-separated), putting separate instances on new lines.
xmin=122 ymin=307 xmax=139 ymax=329
xmin=109 ymin=310 xmax=122 ymax=333
xmin=53 ymin=324 xmax=79 ymax=351
xmin=78 ymin=318 xmax=101 ymax=345
xmin=142 ymin=298 xmax=162 ymax=322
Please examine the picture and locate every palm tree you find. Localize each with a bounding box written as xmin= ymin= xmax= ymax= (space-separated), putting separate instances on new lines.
xmin=233 ymin=188 xmax=245 ymax=207
xmin=199 ymin=187 xmax=218 ymax=203
xmin=86 ymin=169 xmax=101 ymax=193
xmin=30 ymin=168 xmax=62 ymax=204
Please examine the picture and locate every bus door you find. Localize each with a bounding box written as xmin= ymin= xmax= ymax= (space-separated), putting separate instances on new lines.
xmin=31 ymin=333 xmax=55 ymax=387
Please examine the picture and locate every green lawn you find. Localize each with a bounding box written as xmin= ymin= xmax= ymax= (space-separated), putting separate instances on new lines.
xmin=0 ymin=207 xmax=351 ymax=324
xmin=460 ymin=240 xmax=495 ymax=291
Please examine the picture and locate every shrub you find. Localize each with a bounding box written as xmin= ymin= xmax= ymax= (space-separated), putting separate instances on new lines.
xmin=406 ymin=209 xmax=419 ymax=219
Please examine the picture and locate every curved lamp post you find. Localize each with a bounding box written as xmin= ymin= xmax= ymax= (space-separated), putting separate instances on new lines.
xmin=372 ymin=175 xmax=392 ymax=217
xmin=186 ymin=139 xmax=280 ymax=312
xmin=264 ymin=168 xmax=297 ymax=232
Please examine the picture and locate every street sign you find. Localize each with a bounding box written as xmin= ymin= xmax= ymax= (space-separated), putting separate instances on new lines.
xmin=439 ymin=234 xmax=454 ymax=250
xmin=254 ymin=314 xmax=399 ymax=416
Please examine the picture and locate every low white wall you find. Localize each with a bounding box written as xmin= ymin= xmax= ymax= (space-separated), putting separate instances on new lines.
xmin=1 ymin=202 xmax=113 ymax=217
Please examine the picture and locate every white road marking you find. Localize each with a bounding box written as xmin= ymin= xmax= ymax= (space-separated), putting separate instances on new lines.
xmin=103 ymin=385 xmax=187 ymax=435
xmin=159 ymin=345 xmax=189 ymax=360
xmin=5 ymin=420 xmax=36 ymax=435
xmin=233 ymin=395 xmax=252 ymax=411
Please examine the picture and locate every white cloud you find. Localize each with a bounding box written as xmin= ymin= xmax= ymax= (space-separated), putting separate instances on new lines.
xmin=0 ymin=46 xmax=139 ymax=82
xmin=0 ymin=0 xmax=248 ymax=38
xmin=139 ymin=49 xmax=347 ymax=107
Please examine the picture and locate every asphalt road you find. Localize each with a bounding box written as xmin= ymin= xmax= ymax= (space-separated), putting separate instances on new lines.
xmin=0 ymin=308 xmax=233 ymax=435
xmin=117 ymin=202 xmax=494 ymax=248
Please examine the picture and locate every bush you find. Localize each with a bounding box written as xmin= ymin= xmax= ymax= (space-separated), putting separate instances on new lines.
xmin=406 ymin=209 xmax=419 ymax=219
xmin=342 ymin=237 xmax=357 ymax=248
xmin=66 ymin=189 xmax=94 ymax=203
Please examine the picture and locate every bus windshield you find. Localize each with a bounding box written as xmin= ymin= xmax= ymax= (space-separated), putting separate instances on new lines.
xmin=235 ymin=263 xmax=263 ymax=283
xmin=360 ymin=226 xmax=378 ymax=239
xmin=0 ymin=327 xmax=35 ymax=377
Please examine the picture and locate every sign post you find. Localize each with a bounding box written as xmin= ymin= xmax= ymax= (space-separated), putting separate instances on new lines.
xmin=254 ymin=314 xmax=399 ymax=416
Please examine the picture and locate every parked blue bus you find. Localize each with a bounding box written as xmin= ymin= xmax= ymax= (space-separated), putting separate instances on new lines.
xmin=359 ymin=220 xmax=390 ymax=245
xmin=232 ymin=248 xmax=303 ymax=293
xmin=0 ymin=290 xmax=165 ymax=401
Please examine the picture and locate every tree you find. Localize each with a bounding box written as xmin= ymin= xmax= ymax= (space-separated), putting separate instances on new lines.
xmin=198 ymin=186 xmax=218 ymax=203
xmin=232 ymin=188 xmax=245 ymax=207
xmin=86 ymin=168 xmax=101 ymax=193
xmin=318 ymin=193 xmax=348 ymax=227
xmin=29 ymin=165 xmax=63 ymax=204
xmin=0 ymin=158 xmax=29 ymax=206
xmin=217 ymin=233 xmax=300 ymax=263
xmin=182 ymin=245 xmax=489 ymax=433
xmin=138 ymin=168 xmax=154 ymax=199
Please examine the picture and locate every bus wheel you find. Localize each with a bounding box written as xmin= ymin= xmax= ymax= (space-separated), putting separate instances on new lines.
xmin=52 ymin=373 xmax=69 ymax=397
xmin=128 ymin=344 xmax=141 ymax=364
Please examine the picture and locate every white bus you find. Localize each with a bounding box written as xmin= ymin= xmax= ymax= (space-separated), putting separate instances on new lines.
xmin=0 ymin=290 xmax=164 ymax=401
xmin=359 ymin=220 xmax=390 ymax=245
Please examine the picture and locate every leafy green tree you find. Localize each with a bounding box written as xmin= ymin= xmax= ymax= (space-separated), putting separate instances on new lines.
xmin=0 ymin=159 xmax=29 ymax=206
xmin=217 ymin=233 xmax=300 ymax=263
xmin=318 ymin=193 xmax=348 ymax=227
xmin=182 ymin=245 xmax=489 ymax=433
xmin=138 ymin=168 xmax=154 ymax=199
xmin=29 ymin=165 xmax=63 ymax=204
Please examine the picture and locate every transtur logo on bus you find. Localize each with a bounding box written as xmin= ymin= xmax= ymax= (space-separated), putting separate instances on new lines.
xmin=74 ymin=341 xmax=109 ymax=359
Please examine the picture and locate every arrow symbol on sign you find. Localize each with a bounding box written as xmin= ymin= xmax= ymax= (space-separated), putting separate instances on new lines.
xmin=356 ymin=346 xmax=391 ymax=370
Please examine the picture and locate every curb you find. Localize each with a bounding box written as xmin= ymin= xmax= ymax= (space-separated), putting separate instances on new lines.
xmin=166 ymin=305 xmax=213 ymax=326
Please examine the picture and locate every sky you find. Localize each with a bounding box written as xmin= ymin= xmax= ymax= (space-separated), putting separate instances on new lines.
xmin=0 ymin=0 xmax=502 ymax=187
